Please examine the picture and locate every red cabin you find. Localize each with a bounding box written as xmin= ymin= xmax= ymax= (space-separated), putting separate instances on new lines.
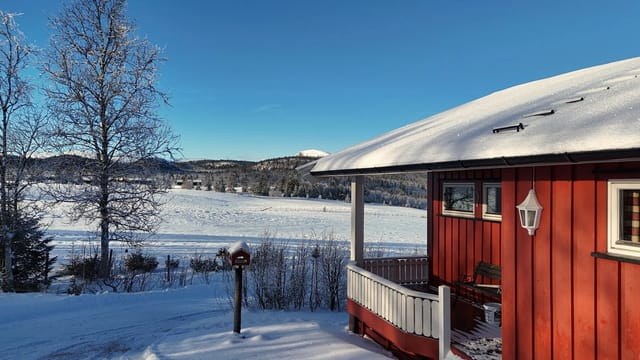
xmin=309 ymin=57 xmax=640 ymax=359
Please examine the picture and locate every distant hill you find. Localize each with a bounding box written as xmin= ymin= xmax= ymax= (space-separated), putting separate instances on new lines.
xmin=33 ymin=154 xmax=428 ymax=209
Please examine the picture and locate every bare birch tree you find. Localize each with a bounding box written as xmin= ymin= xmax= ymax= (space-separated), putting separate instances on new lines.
xmin=0 ymin=12 xmax=44 ymax=291
xmin=43 ymin=0 xmax=179 ymax=278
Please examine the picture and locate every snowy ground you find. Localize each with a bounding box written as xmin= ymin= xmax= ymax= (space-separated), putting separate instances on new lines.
xmin=44 ymin=189 xmax=428 ymax=267
xmin=0 ymin=189 xmax=437 ymax=360
xmin=1 ymin=280 xmax=398 ymax=360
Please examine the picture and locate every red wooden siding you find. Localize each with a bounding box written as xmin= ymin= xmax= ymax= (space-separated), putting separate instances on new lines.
xmin=501 ymin=163 xmax=640 ymax=360
xmin=550 ymin=166 xmax=573 ymax=360
xmin=428 ymin=170 xmax=502 ymax=288
xmin=429 ymin=161 xmax=640 ymax=359
xmin=533 ymin=165 xmax=552 ymax=360
xmin=595 ymin=169 xmax=619 ymax=359
xmin=501 ymin=168 xmax=517 ymax=360
xmin=621 ymin=263 xmax=640 ymax=358
xmin=573 ymin=165 xmax=596 ymax=360
xmin=515 ymin=167 xmax=534 ymax=358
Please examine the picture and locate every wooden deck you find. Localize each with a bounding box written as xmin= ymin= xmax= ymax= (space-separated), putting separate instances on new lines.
xmin=405 ymin=284 xmax=502 ymax=359
xmin=347 ymin=260 xmax=450 ymax=359
xmin=450 ymin=298 xmax=502 ymax=360
xmin=352 ymin=257 xmax=502 ymax=359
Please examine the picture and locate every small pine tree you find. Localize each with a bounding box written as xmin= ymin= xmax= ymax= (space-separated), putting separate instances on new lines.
xmin=2 ymin=215 xmax=56 ymax=292
xmin=124 ymin=251 xmax=159 ymax=273
xmin=253 ymin=176 xmax=269 ymax=196
xmin=285 ymin=177 xmax=299 ymax=197
xmin=214 ymin=178 xmax=226 ymax=192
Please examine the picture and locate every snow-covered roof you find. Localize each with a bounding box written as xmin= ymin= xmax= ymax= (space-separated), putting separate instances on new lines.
xmin=229 ymin=240 xmax=251 ymax=255
xmin=311 ymin=57 xmax=640 ymax=176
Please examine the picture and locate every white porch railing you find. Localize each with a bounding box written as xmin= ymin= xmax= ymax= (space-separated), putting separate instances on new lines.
xmin=347 ymin=263 xmax=451 ymax=360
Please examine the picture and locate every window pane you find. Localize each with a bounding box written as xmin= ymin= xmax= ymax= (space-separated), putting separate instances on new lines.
xmin=526 ymin=210 xmax=536 ymax=227
xmin=608 ymin=181 xmax=640 ymax=257
xmin=622 ymin=190 xmax=640 ymax=243
xmin=485 ymin=186 xmax=501 ymax=214
xmin=444 ymin=184 xmax=474 ymax=213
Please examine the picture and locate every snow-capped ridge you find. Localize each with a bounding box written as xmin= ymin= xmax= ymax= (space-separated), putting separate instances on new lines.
xmin=296 ymin=149 xmax=329 ymax=158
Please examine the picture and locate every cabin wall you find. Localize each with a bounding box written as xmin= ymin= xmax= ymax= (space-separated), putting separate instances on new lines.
xmin=429 ymin=162 xmax=640 ymax=359
xmin=428 ymin=169 xmax=503 ymax=288
xmin=502 ymin=162 xmax=640 ymax=360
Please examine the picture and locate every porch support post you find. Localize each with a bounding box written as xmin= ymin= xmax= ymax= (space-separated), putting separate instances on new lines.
xmin=438 ymin=285 xmax=451 ymax=360
xmin=351 ymin=175 xmax=364 ymax=266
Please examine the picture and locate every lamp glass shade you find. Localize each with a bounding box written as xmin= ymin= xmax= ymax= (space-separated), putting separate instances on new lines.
xmin=516 ymin=189 xmax=543 ymax=235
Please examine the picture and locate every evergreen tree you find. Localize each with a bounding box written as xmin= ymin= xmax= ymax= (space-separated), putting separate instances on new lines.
xmin=1 ymin=214 xmax=56 ymax=292
xmin=215 ymin=177 xmax=226 ymax=192
xmin=253 ymin=175 xmax=269 ymax=196
xmin=285 ymin=177 xmax=299 ymax=197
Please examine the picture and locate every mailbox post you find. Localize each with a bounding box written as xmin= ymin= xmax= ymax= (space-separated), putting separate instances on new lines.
xmin=228 ymin=241 xmax=251 ymax=334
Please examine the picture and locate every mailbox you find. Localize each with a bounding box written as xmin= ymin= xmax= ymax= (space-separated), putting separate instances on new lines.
xmin=229 ymin=241 xmax=251 ymax=334
xmin=229 ymin=241 xmax=251 ymax=266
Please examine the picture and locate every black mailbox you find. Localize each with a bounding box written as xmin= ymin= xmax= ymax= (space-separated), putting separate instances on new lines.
xmin=229 ymin=241 xmax=251 ymax=266
xmin=229 ymin=241 xmax=251 ymax=334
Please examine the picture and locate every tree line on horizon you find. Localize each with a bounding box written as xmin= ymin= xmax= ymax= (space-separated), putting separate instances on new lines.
xmin=167 ymin=156 xmax=428 ymax=209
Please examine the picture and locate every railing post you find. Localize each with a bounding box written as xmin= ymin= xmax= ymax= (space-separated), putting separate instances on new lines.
xmin=351 ymin=176 xmax=364 ymax=266
xmin=438 ymin=285 xmax=451 ymax=360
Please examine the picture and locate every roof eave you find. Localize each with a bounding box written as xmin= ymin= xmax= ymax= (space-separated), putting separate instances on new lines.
xmin=309 ymin=148 xmax=640 ymax=177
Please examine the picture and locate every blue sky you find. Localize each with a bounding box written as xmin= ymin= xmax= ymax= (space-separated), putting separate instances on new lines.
xmin=4 ymin=1 xmax=640 ymax=161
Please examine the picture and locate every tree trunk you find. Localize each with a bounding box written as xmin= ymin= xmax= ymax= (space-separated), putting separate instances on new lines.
xmin=1 ymin=110 xmax=13 ymax=289
xmin=99 ymin=173 xmax=110 ymax=278
xmin=100 ymin=217 xmax=110 ymax=279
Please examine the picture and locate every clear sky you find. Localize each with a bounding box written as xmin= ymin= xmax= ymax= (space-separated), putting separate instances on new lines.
xmin=3 ymin=0 xmax=640 ymax=161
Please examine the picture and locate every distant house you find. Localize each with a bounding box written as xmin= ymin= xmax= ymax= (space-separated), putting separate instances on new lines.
xmin=309 ymin=57 xmax=640 ymax=359
xmin=173 ymin=175 xmax=203 ymax=190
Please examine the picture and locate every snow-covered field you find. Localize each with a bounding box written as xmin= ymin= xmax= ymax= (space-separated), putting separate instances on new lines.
xmin=0 ymin=189 xmax=437 ymax=360
xmin=45 ymin=189 xmax=427 ymax=265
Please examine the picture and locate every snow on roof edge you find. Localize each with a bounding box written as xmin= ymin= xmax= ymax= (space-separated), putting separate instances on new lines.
xmin=311 ymin=57 xmax=640 ymax=175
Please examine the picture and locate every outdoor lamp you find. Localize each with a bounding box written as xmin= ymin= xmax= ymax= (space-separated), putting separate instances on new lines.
xmin=516 ymin=189 xmax=543 ymax=235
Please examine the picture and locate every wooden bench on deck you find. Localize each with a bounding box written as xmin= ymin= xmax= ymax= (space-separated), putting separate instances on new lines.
xmin=455 ymin=261 xmax=501 ymax=301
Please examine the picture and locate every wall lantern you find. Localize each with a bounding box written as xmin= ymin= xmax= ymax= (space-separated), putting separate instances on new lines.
xmin=516 ymin=189 xmax=543 ymax=235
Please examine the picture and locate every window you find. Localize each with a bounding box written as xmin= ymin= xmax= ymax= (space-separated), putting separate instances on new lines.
xmin=443 ymin=183 xmax=475 ymax=217
xmin=608 ymin=180 xmax=640 ymax=257
xmin=483 ymin=183 xmax=502 ymax=221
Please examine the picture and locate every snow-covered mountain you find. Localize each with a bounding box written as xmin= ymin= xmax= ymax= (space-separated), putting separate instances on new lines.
xmin=295 ymin=149 xmax=329 ymax=158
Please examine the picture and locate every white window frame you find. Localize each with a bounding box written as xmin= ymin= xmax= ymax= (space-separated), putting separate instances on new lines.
xmin=442 ymin=182 xmax=475 ymax=218
xmin=482 ymin=182 xmax=502 ymax=221
xmin=608 ymin=180 xmax=640 ymax=257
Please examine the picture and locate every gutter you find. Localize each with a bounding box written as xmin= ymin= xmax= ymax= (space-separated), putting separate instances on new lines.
xmin=308 ymin=148 xmax=640 ymax=177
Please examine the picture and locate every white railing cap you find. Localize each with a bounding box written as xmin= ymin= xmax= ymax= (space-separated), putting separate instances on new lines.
xmin=347 ymin=263 xmax=439 ymax=301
